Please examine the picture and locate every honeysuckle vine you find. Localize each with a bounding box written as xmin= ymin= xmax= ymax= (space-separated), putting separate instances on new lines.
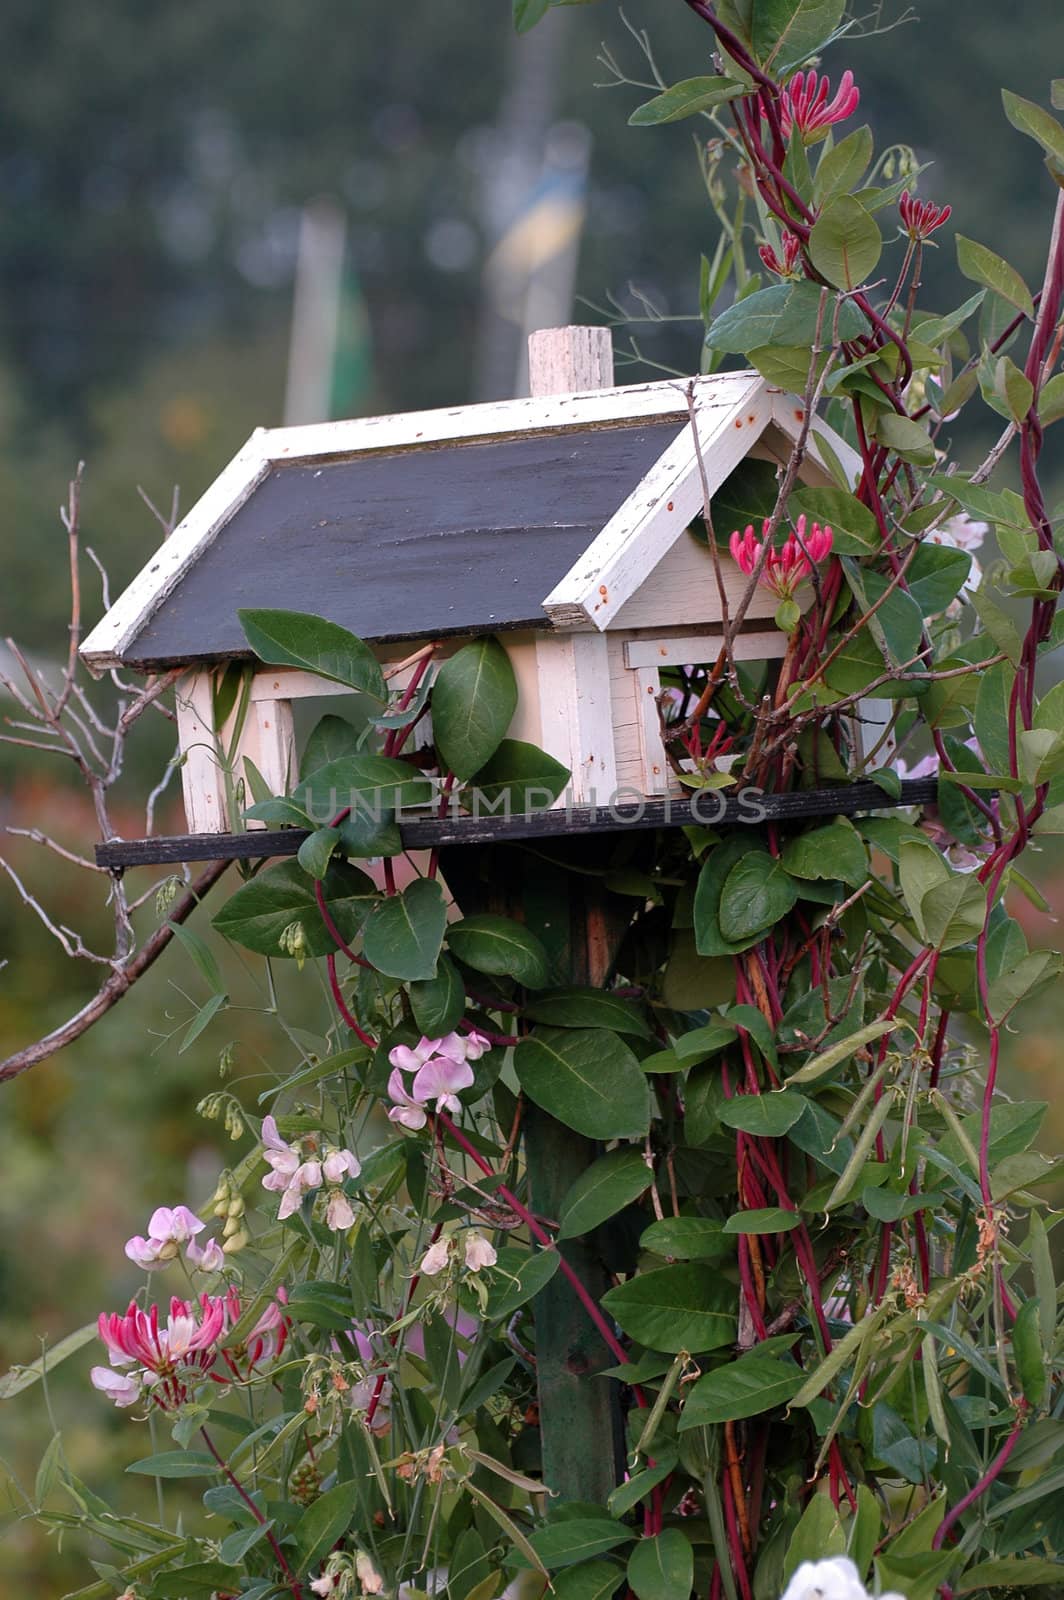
xmin=5 ymin=5 xmax=1064 ymax=1600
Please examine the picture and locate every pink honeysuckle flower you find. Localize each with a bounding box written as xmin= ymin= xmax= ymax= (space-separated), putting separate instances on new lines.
xmin=759 ymin=231 xmax=803 ymax=279
xmin=729 ymin=516 xmax=834 ymax=601
xmin=90 ymin=1365 xmax=143 ymax=1407
xmin=420 ymin=1238 xmax=452 ymax=1276
xmin=96 ymin=1294 xmax=226 ymax=1411
xmin=387 ymin=1066 xmax=429 ymax=1131
xmin=463 ymin=1231 xmax=497 ymax=1273
xmin=325 ymin=1189 xmax=356 ymax=1232
xmin=186 ymin=1236 xmax=225 ymax=1273
xmin=411 ymin=1053 xmax=474 ymax=1113
xmin=899 ymin=189 xmax=952 ymax=241
xmin=217 ymin=1284 xmax=290 ymax=1374
xmin=322 ymin=1147 xmax=361 ymax=1185
xmin=766 ymin=69 xmax=860 ymax=143
xmin=388 ymin=1036 xmax=442 ymax=1074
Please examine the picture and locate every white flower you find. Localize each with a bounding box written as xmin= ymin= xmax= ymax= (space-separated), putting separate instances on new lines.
xmin=186 ymin=1236 xmax=225 ymax=1272
xmin=420 ymin=1238 xmax=452 ymax=1276
xmin=323 ymin=1147 xmax=361 ymax=1184
xmin=309 ymin=1577 xmax=335 ymax=1597
xmin=325 ymin=1189 xmax=356 ymax=1232
xmin=356 ymin=1552 xmax=385 ymax=1594
xmin=463 ymin=1231 xmax=497 ymax=1273
xmin=90 ymin=1365 xmax=143 ymax=1407
xmin=777 ymin=1556 xmax=899 ymax=1600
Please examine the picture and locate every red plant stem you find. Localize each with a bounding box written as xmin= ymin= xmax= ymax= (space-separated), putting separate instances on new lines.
xmin=434 ymin=1109 xmax=645 ymax=1397
xmin=931 ymin=1411 xmax=1026 ymax=1552
xmin=326 ymin=951 xmax=377 ymax=1049
xmin=200 ymin=1427 xmax=303 ymax=1598
xmin=722 ymin=1468 xmax=753 ymax=1600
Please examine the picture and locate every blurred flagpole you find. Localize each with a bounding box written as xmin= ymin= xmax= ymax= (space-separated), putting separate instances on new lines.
xmin=284 ymin=198 xmax=372 ymax=425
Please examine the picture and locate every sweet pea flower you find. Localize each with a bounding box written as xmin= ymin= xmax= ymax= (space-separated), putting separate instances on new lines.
xmin=387 ymin=1066 xmax=429 ymax=1130
xmin=260 ymin=1115 xmax=303 ymax=1186
xmin=325 ymin=1189 xmax=357 ymax=1232
xmin=410 ymin=1053 xmax=474 ymax=1114
xmin=463 ymin=1231 xmax=497 ymax=1273
xmin=388 ymin=1037 xmax=442 ymax=1074
xmin=90 ymin=1366 xmax=143 ymax=1407
xmin=124 ymin=1204 xmax=206 ymax=1270
xmin=309 ymin=1577 xmax=335 ymax=1597
xmin=356 ymin=1552 xmax=385 ymax=1595
xmin=460 ymin=1028 xmax=492 ymax=1061
xmin=186 ymin=1236 xmax=225 ymax=1273
xmin=419 ymin=1238 xmax=452 ymax=1276
xmin=323 ymin=1147 xmax=361 ymax=1185
xmin=275 ymin=1159 xmax=322 ymax=1221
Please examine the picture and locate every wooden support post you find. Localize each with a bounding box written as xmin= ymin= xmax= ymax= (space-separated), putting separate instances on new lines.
xmin=522 ymin=327 xmax=624 ymax=1502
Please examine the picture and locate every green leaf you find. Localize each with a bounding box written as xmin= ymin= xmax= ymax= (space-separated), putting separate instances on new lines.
xmin=808 ymin=196 xmax=882 ymax=290
xmin=300 ymin=713 xmax=362 ymax=779
xmin=218 ymin=1520 xmax=274 ymax=1564
xmin=1002 ymin=88 xmax=1064 ymax=164
xmin=872 ymin=411 xmax=936 ymax=467
xmin=629 ymin=78 xmax=744 ymax=126
xmin=166 ymin=920 xmax=226 ymax=995
xmin=514 ymin=1029 xmax=651 ymax=1139
xmin=706 ymin=280 xmax=864 ymax=354
xmin=433 ymin=639 xmax=517 ymax=781
xmin=898 ymin=839 xmax=950 ymax=935
xmin=547 ymin=1562 xmax=625 ymax=1600
xmin=153 ymin=1564 xmax=242 ymax=1597
xmin=680 ymin=1355 xmax=804 ymax=1426
xmin=126 ymin=1451 xmax=219 ymax=1479
xmin=723 ymin=1207 xmax=799 ymax=1234
xmin=524 ymin=988 xmax=651 ymax=1038
xmin=238 ymin=609 xmax=385 ymax=699
xmin=969 ymin=583 xmax=1022 ymax=665
xmin=286 ymin=1280 xmax=357 ymax=1330
xmin=290 ymin=751 xmax=435 ymax=819
xmin=362 ymin=877 xmax=447 ymax=980
xmin=518 ymin=1520 xmax=636 ymax=1572
xmin=782 ymin=821 xmax=867 ymax=887
xmin=975 ymin=660 xmax=1015 ymax=775
xmin=409 ymin=954 xmax=466 ymax=1036
xmin=672 ymin=1020 xmax=738 ymax=1065
xmin=448 ymin=914 xmax=550 ymax=988
xmin=0 ymin=1323 xmax=98 ymax=1399
xmin=480 ymin=1245 xmax=561 ymax=1321
xmin=719 ymin=1091 xmax=806 ymax=1137
xmin=178 ymin=991 xmax=228 ymax=1054
xmin=783 ymin=1495 xmax=845 ymax=1583
xmin=788 ymin=485 xmax=879 ymax=556
xmin=919 ymin=871 xmax=987 ymax=951
xmin=639 ymin=1217 xmax=731 ymax=1261
xmin=296 ymin=824 xmax=340 ymax=880
xmin=558 ymin=1148 xmax=651 ymax=1239
xmin=1038 ymin=369 xmax=1064 ymax=425
xmin=955 ymin=1558 xmax=1064 ymax=1591
xmin=627 ymin=1530 xmax=694 ymax=1600
xmin=913 ymin=290 xmax=986 ymax=346
xmin=295 ymin=1480 xmax=360 ymax=1571
xmin=462 ymin=738 xmax=570 ymax=813
xmin=956 ymin=235 xmax=1034 ymax=318
xmin=718 ymin=850 xmax=800 ymax=941
xmin=602 ymin=1266 xmax=737 ymax=1353
xmin=906 ymin=542 xmax=972 ymax=618
xmin=212 ymin=859 xmax=377 ymax=957
xmin=513 ymin=0 xmax=550 ymax=31
xmin=751 ymin=0 xmax=847 ymax=74
xmin=814 ymin=125 xmax=874 ymax=205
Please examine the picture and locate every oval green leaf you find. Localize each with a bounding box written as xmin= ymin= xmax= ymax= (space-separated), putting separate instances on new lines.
xmin=515 ymin=1029 xmax=651 ymax=1140
xmin=808 ymin=196 xmax=882 ymax=290
xmin=238 ymin=609 xmax=385 ymax=700
xmin=601 ymin=1265 xmax=737 ymax=1353
xmin=558 ymin=1148 xmax=651 ymax=1240
xmin=448 ymin=914 xmax=550 ymax=989
xmin=433 ymin=638 xmax=518 ymax=782
xmin=212 ymin=859 xmax=377 ymax=957
xmin=362 ymin=877 xmax=447 ymax=980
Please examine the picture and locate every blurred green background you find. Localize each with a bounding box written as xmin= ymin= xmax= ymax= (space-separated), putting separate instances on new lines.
xmin=2 ymin=0 xmax=1063 ymax=1589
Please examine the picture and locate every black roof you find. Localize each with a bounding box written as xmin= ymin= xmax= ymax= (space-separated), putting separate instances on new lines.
xmin=123 ymin=419 xmax=685 ymax=669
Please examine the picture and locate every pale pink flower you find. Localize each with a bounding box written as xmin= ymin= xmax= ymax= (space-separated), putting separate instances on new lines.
xmin=186 ymin=1237 xmax=225 ymax=1273
xmin=411 ymin=1054 xmax=474 ymax=1113
xmin=124 ymin=1204 xmax=207 ymax=1270
xmin=275 ymin=1160 xmax=322 ymax=1221
xmin=460 ymin=1029 xmax=492 ymax=1062
xmin=463 ymin=1232 xmax=497 ymax=1273
xmin=322 ymin=1147 xmax=361 ymax=1184
xmin=420 ymin=1238 xmax=452 ymax=1276
xmin=388 ymin=1037 xmax=442 ymax=1074
xmin=90 ymin=1365 xmax=143 ymax=1407
xmin=325 ymin=1189 xmax=356 ymax=1232
xmin=894 ymin=752 xmax=939 ymax=782
xmin=387 ymin=1066 xmax=429 ymax=1131
xmin=356 ymin=1552 xmax=385 ymax=1595
xmin=768 ymin=69 xmax=860 ymax=142
xmin=309 ymin=1577 xmax=335 ymax=1597
xmin=729 ymin=517 xmax=833 ymax=601
xmin=260 ymin=1115 xmax=302 ymax=1184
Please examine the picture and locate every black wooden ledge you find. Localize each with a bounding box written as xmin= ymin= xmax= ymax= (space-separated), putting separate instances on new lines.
xmin=95 ymin=778 xmax=941 ymax=870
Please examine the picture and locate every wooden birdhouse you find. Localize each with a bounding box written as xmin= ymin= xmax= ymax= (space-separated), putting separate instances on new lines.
xmin=81 ymin=327 xmax=864 ymax=842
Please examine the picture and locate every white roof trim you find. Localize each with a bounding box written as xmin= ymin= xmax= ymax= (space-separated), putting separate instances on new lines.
xmin=80 ymin=370 xmax=763 ymax=673
xmin=543 ymin=374 xmax=772 ymax=629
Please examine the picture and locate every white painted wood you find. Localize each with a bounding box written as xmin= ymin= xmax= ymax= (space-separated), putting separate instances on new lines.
xmin=769 ymin=394 xmax=863 ymax=490
xmin=244 ymin=699 xmax=296 ymax=800
xmin=633 ymin=665 xmax=669 ymax=796
xmin=174 ymin=671 xmax=230 ymax=834
xmin=542 ymin=378 xmax=773 ymax=629
xmin=623 ymin=631 xmax=790 ymax=668
xmin=527 ymin=326 xmax=614 ymax=396
xmin=532 ymin=634 xmax=617 ymax=806
xmin=608 ymin=534 xmax=780 ymax=631
xmin=80 ymin=434 xmax=272 ymax=672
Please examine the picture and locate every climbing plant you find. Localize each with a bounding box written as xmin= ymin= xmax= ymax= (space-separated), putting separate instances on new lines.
xmin=4 ymin=4 xmax=1064 ymax=1599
